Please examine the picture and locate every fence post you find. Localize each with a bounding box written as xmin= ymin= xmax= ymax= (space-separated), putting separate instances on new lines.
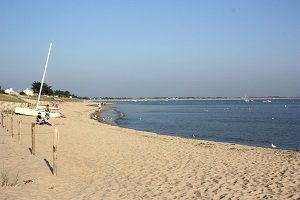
xmin=2 ymin=111 xmax=6 ymax=130
xmin=1 ymin=113 xmax=3 ymax=128
xmin=53 ymin=127 xmax=59 ymax=176
xmin=31 ymin=123 xmax=36 ymax=155
xmin=11 ymin=116 xmax=13 ymax=137
xmin=18 ymin=120 xmax=22 ymax=144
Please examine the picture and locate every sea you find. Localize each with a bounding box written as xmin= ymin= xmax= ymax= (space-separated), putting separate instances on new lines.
xmin=98 ymin=99 xmax=300 ymax=150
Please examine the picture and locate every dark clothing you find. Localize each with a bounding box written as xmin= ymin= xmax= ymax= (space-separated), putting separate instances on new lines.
xmin=36 ymin=115 xmax=45 ymax=125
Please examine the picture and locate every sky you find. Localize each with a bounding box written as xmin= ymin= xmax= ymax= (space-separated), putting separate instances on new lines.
xmin=0 ymin=0 xmax=299 ymax=98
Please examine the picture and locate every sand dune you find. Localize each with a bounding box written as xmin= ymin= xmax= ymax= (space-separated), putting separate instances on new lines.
xmin=0 ymin=102 xmax=299 ymax=199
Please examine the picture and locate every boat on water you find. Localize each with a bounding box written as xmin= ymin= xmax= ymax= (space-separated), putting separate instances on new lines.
xmin=244 ymin=99 xmax=254 ymax=102
xmin=243 ymin=96 xmax=254 ymax=102
xmin=14 ymin=43 xmax=61 ymax=118
xmin=263 ymin=100 xmax=272 ymax=103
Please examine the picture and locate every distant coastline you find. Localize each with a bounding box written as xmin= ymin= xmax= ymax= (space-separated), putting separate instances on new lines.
xmin=92 ymin=96 xmax=300 ymax=102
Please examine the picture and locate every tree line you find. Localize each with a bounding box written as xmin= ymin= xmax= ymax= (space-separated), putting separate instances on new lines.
xmin=31 ymin=81 xmax=78 ymax=98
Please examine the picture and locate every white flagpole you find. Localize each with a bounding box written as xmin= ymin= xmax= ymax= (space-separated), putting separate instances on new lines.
xmin=36 ymin=42 xmax=52 ymax=109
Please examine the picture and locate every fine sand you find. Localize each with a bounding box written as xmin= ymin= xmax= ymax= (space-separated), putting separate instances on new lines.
xmin=0 ymin=102 xmax=299 ymax=200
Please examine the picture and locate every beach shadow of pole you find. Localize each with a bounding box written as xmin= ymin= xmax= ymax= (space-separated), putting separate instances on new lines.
xmin=44 ymin=159 xmax=54 ymax=174
xmin=28 ymin=148 xmax=32 ymax=154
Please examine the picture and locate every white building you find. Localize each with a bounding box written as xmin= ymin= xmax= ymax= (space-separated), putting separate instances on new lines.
xmin=23 ymin=88 xmax=34 ymax=96
xmin=4 ymin=88 xmax=18 ymax=95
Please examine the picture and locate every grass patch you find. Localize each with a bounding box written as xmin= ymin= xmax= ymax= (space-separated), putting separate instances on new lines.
xmin=22 ymin=95 xmax=82 ymax=103
xmin=0 ymin=94 xmax=26 ymax=103
xmin=0 ymin=94 xmax=82 ymax=104
xmin=1 ymin=167 xmax=19 ymax=187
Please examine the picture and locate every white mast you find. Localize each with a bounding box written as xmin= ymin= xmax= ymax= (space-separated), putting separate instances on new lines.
xmin=36 ymin=42 xmax=52 ymax=109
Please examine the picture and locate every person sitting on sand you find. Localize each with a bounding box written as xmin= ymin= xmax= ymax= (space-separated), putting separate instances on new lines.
xmin=36 ymin=112 xmax=52 ymax=126
xmin=44 ymin=107 xmax=52 ymax=125
xmin=45 ymin=104 xmax=50 ymax=119
xmin=36 ymin=112 xmax=44 ymax=125
xmin=44 ymin=117 xmax=52 ymax=126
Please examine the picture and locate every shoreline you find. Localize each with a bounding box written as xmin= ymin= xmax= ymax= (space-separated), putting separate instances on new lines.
xmin=1 ymin=101 xmax=299 ymax=199
xmin=89 ymin=102 xmax=299 ymax=155
xmin=91 ymin=102 xmax=300 ymax=151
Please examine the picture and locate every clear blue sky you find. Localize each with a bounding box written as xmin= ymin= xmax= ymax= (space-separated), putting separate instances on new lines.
xmin=1 ymin=0 xmax=299 ymax=97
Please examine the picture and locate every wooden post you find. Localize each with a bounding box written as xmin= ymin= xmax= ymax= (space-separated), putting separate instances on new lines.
xmin=1 ymin=113 xmax=3 ymax=128
xmin=31 ymin=123 xmax=36 ymax=155
xmin=3 ymin=113 xmax=6 ymax=131
xmin=11 ymin=116 xmax=13 ymax=137
xmin=18 ymin=120 xmax=22 ymax=144
xmin=53 ymin=127 xmax=59 ymax=176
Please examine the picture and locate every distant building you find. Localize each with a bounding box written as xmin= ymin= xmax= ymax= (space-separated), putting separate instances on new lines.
xmin=23 ymin=88 xmax=34 ymax=96
xmin=4 ymin=88 xmax=18 ymax=95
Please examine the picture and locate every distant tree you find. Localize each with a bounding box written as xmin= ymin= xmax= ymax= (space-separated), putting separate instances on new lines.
xmin=31 ymin=81 xmax=53 ymax=95
xmin=64 ymin=90 xmax=71 ymax=97
xmin=30 ymin=81 xmax=79 ymax=98
xmin=19 ymin=91 xmax=26 ymax=95
xmin=43 ymin=84 xmax=54 ymax=96
xmin=54 ymin=90 xmax=76 ymax=98
xmin=53 ymin=90 xmax=64 ymax=97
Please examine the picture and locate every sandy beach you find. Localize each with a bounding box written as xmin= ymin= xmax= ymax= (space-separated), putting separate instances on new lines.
xmin=0 ymin=102 xmax=299 ymax=199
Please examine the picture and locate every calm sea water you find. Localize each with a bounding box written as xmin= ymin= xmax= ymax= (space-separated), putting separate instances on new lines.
xmin=99 ymin=99 xmax=300 ymax=150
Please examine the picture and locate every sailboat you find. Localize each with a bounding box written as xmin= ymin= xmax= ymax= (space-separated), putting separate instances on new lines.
xmin=14 ymin=43 xmax=61 ymax=118
xmin=243 ymin=95 xmax=254 ymax=103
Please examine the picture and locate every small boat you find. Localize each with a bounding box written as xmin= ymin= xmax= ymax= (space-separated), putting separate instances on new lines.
xmin=14 ymin=43 xmax=61 ymax=118
xmin=263 ymin=100 xmax=272 ymax=103
xmin=14 ymin=107 xmax=61 ymax=118
xmin=243 ymin=96 xmax=254 ymax=102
